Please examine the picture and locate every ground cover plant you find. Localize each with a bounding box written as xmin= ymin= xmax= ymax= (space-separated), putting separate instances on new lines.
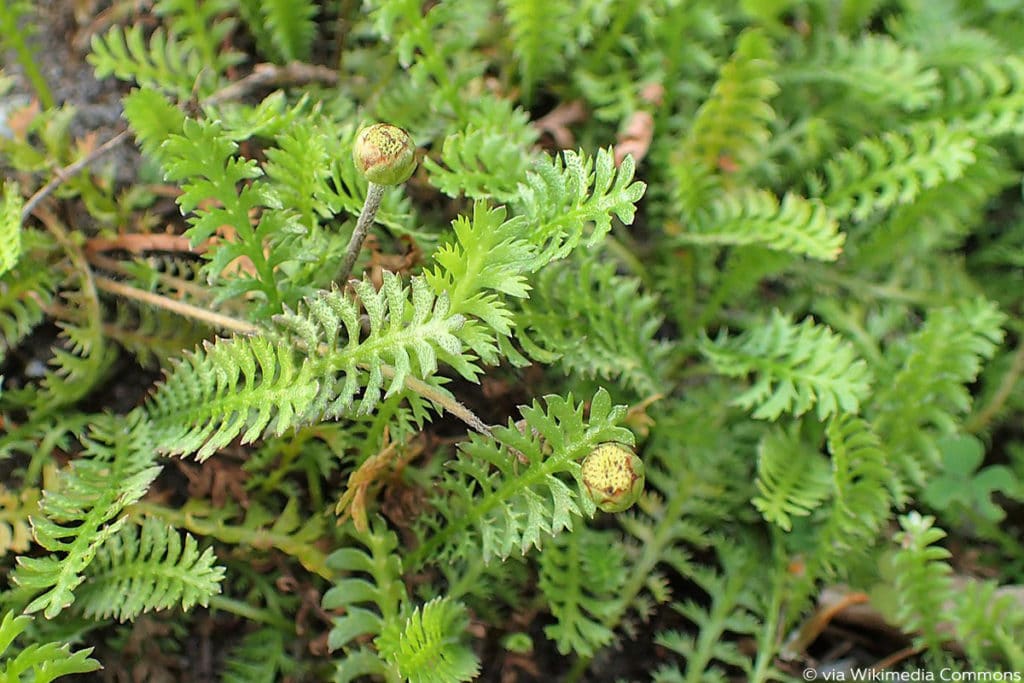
xmin=1 ymin=0 xmax=1024 ymax=680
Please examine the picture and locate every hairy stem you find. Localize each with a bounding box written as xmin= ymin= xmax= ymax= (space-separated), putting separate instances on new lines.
xmin=337 ymin=182 xmax=385 ymax=283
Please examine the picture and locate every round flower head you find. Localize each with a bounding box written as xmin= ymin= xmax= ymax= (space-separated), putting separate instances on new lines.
xmin=581 ymin=443 xmax=645 ymax=513
xmin=352 ymin=123 xmax=417 ymax=186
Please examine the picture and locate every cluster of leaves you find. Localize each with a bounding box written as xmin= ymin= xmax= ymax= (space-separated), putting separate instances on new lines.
xmin=2 ymin=0 xmax=1024 ymax=681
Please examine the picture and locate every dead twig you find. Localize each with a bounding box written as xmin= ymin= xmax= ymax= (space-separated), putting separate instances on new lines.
xmin=20 ymin=129 xmax=132 ymax=222
xmin=203 ymin=62 xmax=340 ymax=106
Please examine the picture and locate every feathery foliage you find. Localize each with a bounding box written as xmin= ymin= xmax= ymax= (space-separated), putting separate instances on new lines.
xmin=0 ymin=257 xmax=56 ymax=363
xmin=6 ymin=1 xmax=1024 ymax=679
xmin=424 ymin=202 xmax=533 ymax=365
xmin=877 ymin=512 xmax=956 ymax=654
xmin=872 ymin=299 xmax=1005 ymax=488
xmin=161 ymin=117 xmax=304 ymax=314
xmin=376 ymin=597 xmax=479 ymax=683
xmin=751 ymin=427 xmax=832 ymax=532
xmin=500 ymin=0 xmax=576 ymax=102
xmin=653 ymin=546 xmax=770 ymax=683
xmin=781 ymin=35 xmax=940 ymax=113
xmin=221 ymin=628 xmax=301 ymax=683
xmin=238 ymin=0 xmax=317 ymax=63
xmin=411 ymin=389 xmax=633 ymax=566
xmin=682 ymin=28 xmax=778 ymax=172
xmin=700 ymin=312 xmax=873 ymax=421
xmin=816 ymin=415 xmax=893 ymax=577
xmin=808 ymin=121 xmax=977 ymax=222
xmin=515 ymin=257 xmax=669 ymax=395
xmin=424 ymin=105 xmax=539 ymax=202
xmin=89 ymin=25 xmax=207 ymax=99
xmin=538 ymin=525 xmax=627 ymax=657
xmin=75 ymin=518 xmax=224 ymax=621
xmin=515 ymin=148 xmax=646 ymax=267
xmin=146 ymin=274 xmax=473 ymax=460
xmin=940 ymin=55 xmax=1024 ymax=137
xmin=676 ymin=188 xmax=844 ymax=261
xmin=10 ymin=413 xmax=160 ymax=618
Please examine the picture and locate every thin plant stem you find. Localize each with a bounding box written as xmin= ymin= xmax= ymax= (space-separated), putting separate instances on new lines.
xmin=207 ymin=595 xmax=292 ymax=629
xmin=389 ymin=371 xmax=492 ymax=436
xmin=338 ymin=182 xmax=385 ymax=283
xmin=93 ymin=275 xmax=260 ymax=336
xmin=203 ymin=62 xmax=339 ymax=106
xmin=21 ymin=129 xmax=131 ymax=221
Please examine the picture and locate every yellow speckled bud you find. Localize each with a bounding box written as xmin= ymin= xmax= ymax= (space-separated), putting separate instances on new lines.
xmin=352 ymin=123 xmax=417 ymax=186
xmin=581 ymin=443 xmax=644 ymax=513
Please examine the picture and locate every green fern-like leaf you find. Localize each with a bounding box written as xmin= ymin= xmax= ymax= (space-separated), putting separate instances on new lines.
xmin=781 ymin=35 xmax=940 ymax=112
xmin=239 ymin=0 xmax=317 ymax=62
xmin=872 ymin=298 xmax=1005 ymax=490
xmin=376 ymin=597 xmax=479 ymax=683
xmin=808 ymin=121 xmax=976 ymax=222
xmin=599 ymin=394 xmax=750 ymax=639
xmin=160 ymin=119 xmax=268 ymax=252
xmin=515 ymin=148 xmax=646 ymax=268
xmin=940 ymin=55 xmax=1024 ymax=137
xmin=154 ymin=0 xmax=240 ymax=73
xmin=411 ymin=388 xmax=633 ymax=566
xmin=515 ymin=257 xmax=669 ymax=395
xmin=105 ymin=299 xmax=210 ymax=369
xmin=222 ymin=627 xmax=301 ymax=683
xmin=0 ymin=256 xmax=56 ymax=363
xmin=262 ymin=114 xmax=333 ymax=233
xmin=815 ymin=415 xmax=892 ymax=578
xmin=853 ymin=145 xmax=1015 ymax=268
xmin=28 ymin=292 xmax=119 ymax=414
xmin=751 ymin=428 xmax=832 ymax=532
xmin=0 ymin=611 xmax=100 ymax=682
xmin=161 ymin=116 xmax=308 ymax=313
xmin=425 ymin=202 xmax=533 ymax=365
xmin=425 ymin=110 xmax=538 ymax=202
xmin=683 ymin=28 xmax=778 ymax=172
xmin=538 ymin=525 xmax=627 ymax=657
xmin=88 ymin=25 xmax=205 ymax=98
xmin=654 ymin=544 xmax=765 ymax=682
xmin=877 ymin=512 xmax=955 ymax=654
xmin=0 ymin=182 xmax=22 ymax=276
xmin=75 ymin=518 xmax=224 ymax=621
xmin=501 ymin=0 xmax=576 ymax=101
xmin=949 ymin=579 xmax=1024 ymax=669
xmin=11 ymin=412 xmax=161 ymax=618
xmin=700 ymin=312 xmax=873 ymax=421
xmin=677 ymin=188 xmax=844 ymax=261
xmin=121 ymin=87 xmax=186 ymax=164
xmin=146 ymin=274 xmax=475 ymax=460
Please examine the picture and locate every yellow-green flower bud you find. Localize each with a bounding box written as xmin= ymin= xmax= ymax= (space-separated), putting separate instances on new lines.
xmin=352 ymin=123 xmax=417 ymax=186
xmin=580 ymin=443 xmax=644 ymax=513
